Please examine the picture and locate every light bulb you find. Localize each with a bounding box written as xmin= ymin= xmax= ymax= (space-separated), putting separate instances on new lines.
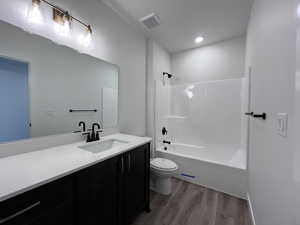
xmin=54 ymin=17 xmax=71 ymax=37
xmin=28 ymin=0 xmax=43 ymax=24
xmin=79 ymin=26 xmax=92 ymax=47
xmin=63 ymin=19 xmax=71 ymax=35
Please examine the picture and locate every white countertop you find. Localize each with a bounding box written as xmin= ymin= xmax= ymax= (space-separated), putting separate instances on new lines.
xmin=0 ymin=133 xmax=151 ymax=202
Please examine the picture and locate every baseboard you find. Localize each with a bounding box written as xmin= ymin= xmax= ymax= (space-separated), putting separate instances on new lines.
xmin=247 ymin=192 xmax=256 ymax=225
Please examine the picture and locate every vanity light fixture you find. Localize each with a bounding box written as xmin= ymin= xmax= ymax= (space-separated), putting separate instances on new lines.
xmin=27 ymin=0 xmax=93 ymax=45
xmin=28 ymin=0 xmax=43 ymax=24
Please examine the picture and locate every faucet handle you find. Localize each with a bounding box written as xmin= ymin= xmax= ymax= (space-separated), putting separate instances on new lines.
xmin=162 ymin=127 xmax=168 ymax=136
xmin=95 ymin=132 xmax=100 ymax=141
xmin=163 ymin=140 xmax=171 ymax=145
xmin=95 ymin=129 xmax=103 ymax=141
xmin=73 ymin=130 xmax=82 ymax=133
xmin=82 ymin=132 xmax=92 ymax=142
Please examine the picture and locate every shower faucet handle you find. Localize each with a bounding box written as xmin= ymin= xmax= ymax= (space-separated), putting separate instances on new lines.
xmin=163 ymin=140 xmax=171 ymax=145
xmin=162 ymin=127 xmax=168 ymax=135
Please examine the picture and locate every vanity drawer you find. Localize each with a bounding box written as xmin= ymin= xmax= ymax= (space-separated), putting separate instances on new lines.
xmin=30 ymin=201 xmax=74 ymax=225
xmin=0 ymin=188 xmax=41 ymax=225
xmin=0 ymin=176 xmax=74 ymax=225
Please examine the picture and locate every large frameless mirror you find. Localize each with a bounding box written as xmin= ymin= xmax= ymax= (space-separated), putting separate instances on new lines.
xmin=0 ymin=20 xmax=118 ymax=143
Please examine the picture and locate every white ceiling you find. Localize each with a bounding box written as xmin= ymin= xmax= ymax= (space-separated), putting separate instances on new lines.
xmin=102 ymin=0 xmax=253 ymax=53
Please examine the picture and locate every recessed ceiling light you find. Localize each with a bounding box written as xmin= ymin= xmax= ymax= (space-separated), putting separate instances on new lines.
xmin=195 ymin=36 xmax=204 ymax=44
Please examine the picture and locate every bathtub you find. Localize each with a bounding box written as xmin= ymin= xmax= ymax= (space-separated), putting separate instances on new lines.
xmin=156 ymin=143 xmax=247 ymax=198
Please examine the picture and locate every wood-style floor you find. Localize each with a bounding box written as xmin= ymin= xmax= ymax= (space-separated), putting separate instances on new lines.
xmin=132 ymin=178 xmax=252 ymax=225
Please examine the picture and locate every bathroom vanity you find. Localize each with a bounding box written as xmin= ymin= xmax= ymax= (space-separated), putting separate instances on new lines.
xmin=0 ymin=134 xmax=151 ymax=225
xmin=0 ymin=19 xmax=151 ymax=225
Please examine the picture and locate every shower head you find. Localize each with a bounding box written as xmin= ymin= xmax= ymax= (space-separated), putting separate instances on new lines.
xmin=162 ymin=72 xmax=174 ymax=86
xmin=163 ymin=72 xmax=173 ymax=79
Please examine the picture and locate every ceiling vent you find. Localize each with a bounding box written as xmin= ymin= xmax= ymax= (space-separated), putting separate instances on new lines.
xmin=139 ymin=13 xmax=161 ymax=29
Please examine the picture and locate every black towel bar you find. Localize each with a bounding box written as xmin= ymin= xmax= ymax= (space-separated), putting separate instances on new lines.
xmin=69 ymin=109 xmax=97 ymax=112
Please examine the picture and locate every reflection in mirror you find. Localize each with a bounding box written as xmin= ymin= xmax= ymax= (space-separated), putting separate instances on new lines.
xmin=0 ymin=20 xmax=118 ymax=143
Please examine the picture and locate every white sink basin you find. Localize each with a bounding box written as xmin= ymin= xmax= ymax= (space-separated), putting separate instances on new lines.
xmin=79 ymin=139 xmax=128 ymax=154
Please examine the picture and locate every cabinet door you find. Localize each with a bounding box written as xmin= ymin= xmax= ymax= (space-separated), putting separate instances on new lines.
xmin=76 ymin=157 xmax=118 ymax=225
xmin=124 ymin=144 xmax=150 ymax=224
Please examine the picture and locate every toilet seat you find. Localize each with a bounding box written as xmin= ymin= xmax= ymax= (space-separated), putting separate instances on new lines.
xmin=150 ymin=158 xmax=178 ymax=172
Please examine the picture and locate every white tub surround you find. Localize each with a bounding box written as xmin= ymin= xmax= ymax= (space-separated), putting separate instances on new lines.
xmin=154 ymin=76 xmax=248 ymax=199
xmin=0 ymin=133 xmax=151 ymax=202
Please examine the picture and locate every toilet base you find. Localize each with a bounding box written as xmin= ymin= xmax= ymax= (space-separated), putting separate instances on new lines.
xmin=150 ymin=173 xmax=173 ymax=195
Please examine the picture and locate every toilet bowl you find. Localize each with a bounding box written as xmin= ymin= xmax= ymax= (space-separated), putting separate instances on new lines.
xmin=150 ymin=158 xmax=178 ymax=195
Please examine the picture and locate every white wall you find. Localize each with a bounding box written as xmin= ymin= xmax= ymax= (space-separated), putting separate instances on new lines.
xmin=146 ymin=40 xmax=171 ymax=153
xmin=0 ymin=0 xmax=146 ymax=136
xmin=293 ymin=1 xmax=300 ymax=223
xmin=246 ymin=0 xmax=296 ymax=225
xmin=171 ymin=36 xmax=246 ymax=84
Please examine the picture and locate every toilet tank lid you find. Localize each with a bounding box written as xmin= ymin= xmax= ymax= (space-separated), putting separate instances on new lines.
xmin=150 ymin=158 xmax=178 ymax=170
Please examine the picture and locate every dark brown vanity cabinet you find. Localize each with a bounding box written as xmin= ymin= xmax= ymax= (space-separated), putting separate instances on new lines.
xmin=0 ymin=143 xmax=150 ymax=225
xmin=76 ymin=143 xmax=150 ymax=225
xmin=0 ymin=176 xmax=75 ymax=225
xmin=76 ymin=157 xmax=118 ymax=225
xmin=121 ymin=144 xmax=150 ymax=225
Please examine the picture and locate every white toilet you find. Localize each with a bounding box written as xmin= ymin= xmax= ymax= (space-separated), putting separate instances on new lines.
xmin=150 ymin=158 xmax=178 ymax=195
